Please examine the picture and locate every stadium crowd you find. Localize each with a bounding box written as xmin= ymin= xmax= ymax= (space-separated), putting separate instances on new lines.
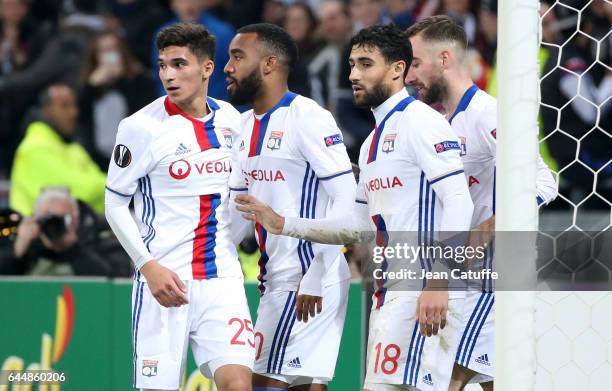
xmin=0 ymin=0 xmax=609 ymax=277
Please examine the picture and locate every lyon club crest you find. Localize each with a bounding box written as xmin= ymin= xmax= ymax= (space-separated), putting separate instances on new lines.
xmin=382 ymin=133 xmax=396 ymax=153
xmin=267 ymin=131 xmax=284 ymax=150
xmin=222 ymin=130 xmax=233 ymax=148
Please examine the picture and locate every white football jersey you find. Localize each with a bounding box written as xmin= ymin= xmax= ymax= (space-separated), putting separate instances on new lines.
xmin=356 ymin=88 xmax=467 ymax=306
xmin=229 ymin=92 xmax=352 ymax=293
xmin=449 ymin=85 xmax=558 ymax=228
xmin=448 ymin=85 xmax=496 ymax=228
xmin=106 ymin=96 xmax=243 ymax=281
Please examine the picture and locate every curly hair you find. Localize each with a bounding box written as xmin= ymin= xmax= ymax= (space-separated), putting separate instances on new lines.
xmin=349 ymin=24 xmax=412 ymax=76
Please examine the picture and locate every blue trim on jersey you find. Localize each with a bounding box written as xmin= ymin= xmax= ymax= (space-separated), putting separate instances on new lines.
xmin=466 ymin=295 xmax=494 ymax=365
xmin=298 ymin=165 xmax=316 ymax=274
xmin=424 ymin=181 xmax=431 ymax=272
xmin=456 ymin=292 xmax=486 ymax=364
xmin=141 ymin=176 xmax=157 ymax=251
xmin=277 ymin=298 xmax=298 ymax=373
xmin=449 ymin=84 xmax=479 ymax=124
xmin=418 ymin=174 xmax=425 ymax=272
xmin=132 ymin=281 xmax=144 ymax=387
xmin=203 ymin=110 xmax=221 ymax=149
xmin=267 ymin=292 xmax=294 ymax=373
xmin=318 ymin=168 xmax=353 ymax=181
xmin=429 ymin=187 xmax=436 ymax=271
xmin=271 ymin=292 xmax=297 ymax=373
xmin=203 ymin=193 xmax=221 ymax=278
xmin=368 ymin=96 xmax=415 ymax=164
xmin=403 ymin=321 xmax=420 ymax=384
xmin=457 ymin=292 xmax=493 ymax=366
xmin=229 ymin=187 xmax=248 ymax=191
xmin=355 ymin=199 xmax=367 ymax=204
xmin=537 ymin=195 xmax=544 ymax=205
xmin=414 ymin=334 xmax=426 ymax=384
xmin=207 ymin=96 xmax=220 ymax=111
xmin=373 ymin=214 xmax=389 ymax=307
xmin=105 ymin=186 xmax=132 ymax=198
xmin=252 ymin=92 xmax=298 ymax=156
xmin=492 ymin=168 xmax=496 ymax=214
xmin=429 ymin=169 xmax=465 ymax=185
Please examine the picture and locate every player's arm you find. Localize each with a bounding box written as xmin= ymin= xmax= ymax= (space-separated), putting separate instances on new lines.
xmin=105 ymin=118 xmax=187 ymax=307
xmin=235 ymin=107 xmax=371 ymax=244
xmin=536 ymin=155 xmax=558 ymax=206
xmin=228 ymin=134 xmax=254 ymax=245
xmin=479 ymin=100 xmax=558 ymax=207
xmin=408 ymin=109 xmax=474 ymax=336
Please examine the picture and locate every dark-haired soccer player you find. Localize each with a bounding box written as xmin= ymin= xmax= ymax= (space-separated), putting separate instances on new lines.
xmin=406 ymin=16 xmax=557 ymax=391
xmin=235 ymin=24 xmax=475 ymax=391
xmin=224 ymin=23 xmax=353 ymax=391
xmin=105 ymin=22 xmax=254 ymax=391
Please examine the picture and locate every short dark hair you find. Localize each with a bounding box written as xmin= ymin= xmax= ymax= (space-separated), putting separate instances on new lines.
xmin=349 ymin=24 xmax=413 ymax=74
xmin=236 ymin=23 xmax=298 ymax=69
xmin=405 ymin=15 xmax=468 ymax=51
xmin=156 ymin=22 xmax=216 ymax=61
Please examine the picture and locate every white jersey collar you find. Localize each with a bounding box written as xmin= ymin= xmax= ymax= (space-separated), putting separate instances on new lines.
xmin=371 ymin=88 xmax=409 ymax=126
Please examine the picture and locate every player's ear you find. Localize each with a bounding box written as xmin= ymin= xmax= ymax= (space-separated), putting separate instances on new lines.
xmin=392 ymin=60 xmax=406 ymax=81
xmin=262 ymin=55 xmax=278 ymax=75
xmin=439 ymin=50 xmax=451 ymax=70
xmin=202 ymin=58 xmax=214 ymax=80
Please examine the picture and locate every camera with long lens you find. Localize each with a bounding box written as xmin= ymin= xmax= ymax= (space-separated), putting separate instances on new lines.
xmin=37 ymin=214 xmax=70 ymax=242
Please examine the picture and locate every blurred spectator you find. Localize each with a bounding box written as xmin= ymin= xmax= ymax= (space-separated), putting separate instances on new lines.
xmin=474 ymin=0 xmax=496 ymax=66
xmin=202 ymin=0 xmax=264 ymax=29
xmin=79 ymin=31 xmax=156 ymax=168
xmin=309 ymin=0 xmax=353 ymax=109
xmin=1 ymin=187 xmax=131 ymax=277
xmin=105 ymin=0 xmax=171 ymax=68
xmin=285 ymin=3 xmax=322 ymax=63
xmin=261 ymin=0 xmax=286 ymax=26
xmin=10 ymin=84 xmax=106 ymax=216
xmin=0 ymin=0 xmax=51 ymax=177
xmin=385 ymin=0 xmax=414 ymax=29
xmin=284 ymin=2 xmax=320 ymax=97
xmin=350 ymin=0 xmax=391 ymax=31
xmin=152 ymin=0 xmax=234 ymax=100
xmin=436 ymin=0 xmax=477 ymax=43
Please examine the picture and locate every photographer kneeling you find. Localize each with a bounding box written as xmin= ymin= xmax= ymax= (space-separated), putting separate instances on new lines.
xmin=2 ymin=188 xmax=131 ymax=277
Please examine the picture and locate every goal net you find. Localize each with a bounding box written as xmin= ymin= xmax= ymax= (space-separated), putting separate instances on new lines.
xmin=497 ymin=0 xmax=611 ymax=390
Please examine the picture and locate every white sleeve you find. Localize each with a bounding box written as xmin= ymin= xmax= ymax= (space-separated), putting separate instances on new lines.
xmin=105 ymin=196 xmax=153 ymax=269
xmin=536 ymin=155 xmax=558 ymax=206
xmin=228 ymin=134 xmax=253 ymax=244
xmin=296 ymin=103 xmax=353 ymax=179
xmin=406 ymin=109 xmax=473 ymax=234
xmin=282 ymin=173 xmax=371 ymax=244
xmin=105 ymin=117 xmax=155 ymax=197
xmin=105 ymin=117 xmax=156 ymax=269
xmin=475 ymin=102 xmax=558 ymax=206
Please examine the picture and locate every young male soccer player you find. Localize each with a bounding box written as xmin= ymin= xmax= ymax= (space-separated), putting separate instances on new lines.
xmin=235 ymin=25 xmax=475 ymax=391
xmin=406 ymin=15 xmax=558 ymax=391
xmin=104 ymin=22 xmax=254 ymax=391
xmin=224 ymin=23 xmax=353 ymax=391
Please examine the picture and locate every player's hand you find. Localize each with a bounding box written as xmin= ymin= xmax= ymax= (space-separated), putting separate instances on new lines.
xmin=13 ymin=217 xmax=40 ymax=258
xmin=416 ymin=289 xmax=448 ymax=337
xmin=235 ymin=194 xmax=284 ymax=234
xmin=140 ymin=260 xmax=188 ymax=307
xmin=296 ymin=293 xmax=322 ymax=323
xmin=467 ymin=216 xmax=495 ymax=250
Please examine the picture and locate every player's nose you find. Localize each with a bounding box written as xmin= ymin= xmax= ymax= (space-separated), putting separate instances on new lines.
xmin=405 ymin=68 xmax=417 ymax=85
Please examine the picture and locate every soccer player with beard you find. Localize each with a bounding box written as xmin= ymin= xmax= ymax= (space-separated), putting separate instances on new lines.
xmin=405 ymin=16 xmax=558 ymax=391
xmin=105 ymin=23 xmax=255 ymax=391
xmin=235 ymin=24 xmax=475 ymax=391
xmin=224 ymin=23 xmax=354 ymax=391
